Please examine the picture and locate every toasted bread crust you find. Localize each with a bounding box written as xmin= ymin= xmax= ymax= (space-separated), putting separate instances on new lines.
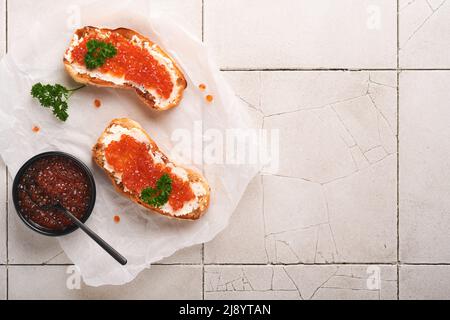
xmin=92 ymin=118 xmax=210 ymax=221
xmin=64 ymin=27 xmax=187 ymax=111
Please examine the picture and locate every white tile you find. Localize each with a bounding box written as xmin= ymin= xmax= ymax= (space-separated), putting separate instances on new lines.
xmin=148 ymin=0 xmax=202 ymax=39
xmin=263 ymin=175 xmax=334 ymax=263
xmin=219 ymin=71 xmax=398 ymax=264
xmin=263 ymin=72 xmax=397 ymax=182
xmin=262 ymin=71 xmax=397 ymax=263
xmin=263 ymin=156 xmax=397 ymax=264
xmin=205 ymin=176 xmax=267 ymax=264
xmin=158 ymin=244 xmax=202 ymax=264
xmin=400 ymin=71 xmax=450 ymax=263
xmin=205 ymin=265 xmax=397 ymax=300
xmin=202 ymin=73 xmax=266 ymax=264
xmin=8 ymin=175 xmax=71 ymax=264
xmin=9 ymin=265 xmax=202 ymax=299
xmin=400 ymin=265 xmax=450 ymax=299
xmin=222 ymin=71 xmax=262 ymax=111
xmin=259 ymin=71 xmax=397 ymax=131
xmin=260 ymin=71 xmax=368 ymax=116
xmin=400 ymin=0 xmax=450 ymax=68
xmin=205 ymin=265 xmax=300 ymax=300
xmin=0 ymin=266 xmax=5 ymax=300
xmin=323 ymin=157 xmax=397 ymax=262
xmin=204 ymin=0 xmax=397 ymax=69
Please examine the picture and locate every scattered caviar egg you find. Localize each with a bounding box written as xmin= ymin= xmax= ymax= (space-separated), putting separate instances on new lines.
xmin=113 ymin=215 xmax=121 ymax=223
xmin=206 ymin=95 xmax=214 ymax=103
xmin=94 ymin=99 xmax=102 ymax=108
xmin=198 ymin=83 xmax=206 ymax=91
xmin=32 ymin=125 xmax=40 ymax=133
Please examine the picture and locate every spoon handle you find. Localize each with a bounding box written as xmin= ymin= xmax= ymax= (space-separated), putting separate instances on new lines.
xmin=61 ymin=208 xmax=127 ymax=266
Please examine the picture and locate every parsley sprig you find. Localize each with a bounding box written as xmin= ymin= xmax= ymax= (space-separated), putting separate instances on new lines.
xmin=30 ymin=83 xmax=85 ymax=121
xmin=84 ymin=39 xmax=117 ymax=70
xmin=141 ymin=174 xmax=173 ymax=208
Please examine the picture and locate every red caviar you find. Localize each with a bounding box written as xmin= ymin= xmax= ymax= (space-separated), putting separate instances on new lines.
xmin=94 ymin=99 xmax=102 ymax=108
xmin=104 ymin=135 xmax=194 ymax=211
xmin=32 ymin=126 xmax=40 ymax=133
xmin=113 ymin=215 xmax=121 ymax=223
xmin=198 ymin=83 xmax=206 ymax=91
xmin=205 ymin=95 xmax=214 ymax=103
xmin=70 ymin=32 xmax=173 ymax=99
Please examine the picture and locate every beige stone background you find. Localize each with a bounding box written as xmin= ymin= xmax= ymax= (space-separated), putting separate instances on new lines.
xmin=1 ymin=0 xmax=450 ymax=300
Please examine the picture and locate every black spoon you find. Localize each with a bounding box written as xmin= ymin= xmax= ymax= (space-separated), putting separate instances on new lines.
xmin=51 ymin=202 xmax=128 ymax=266
xmin=25 ymin=188 xmax=127 ymax=266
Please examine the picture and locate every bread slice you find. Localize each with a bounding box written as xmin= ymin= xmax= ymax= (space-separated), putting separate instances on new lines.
xmin=93 ymin=118 xmax=210 ymax=220
xmin=64 ymin=26 xmax=187 ymax=111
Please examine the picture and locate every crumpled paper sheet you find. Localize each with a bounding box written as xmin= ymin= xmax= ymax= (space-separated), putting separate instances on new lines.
xmin=0 ymin=0 xmax=260 ymax=286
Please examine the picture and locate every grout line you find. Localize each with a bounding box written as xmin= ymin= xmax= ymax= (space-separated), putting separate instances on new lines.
xmin=3 ymin=264 xmax=74 ymax=267
xmin=221 ymin=68 xmax=450 ymax=72
xmin=205 ymin=262 xmax=399 ymax=266
xmin=201 ymin=244 xmax=205 ymax=300
xmin=176 ymin=262 xmax=450 ymax=266
xmin=5 ymin=0 xmax=8 ymax=300
xmin=3 ymin=262 xmax=450 ymax=266
xmin=201 ymin=0 xmax=204 ymax=42
xmin=4 ymin=262 xmax=450 ymax=268
xmin=396 ymin=0 xmax=400 ymax=301
xmin=7 ymin=262 xmax=450 ymax=267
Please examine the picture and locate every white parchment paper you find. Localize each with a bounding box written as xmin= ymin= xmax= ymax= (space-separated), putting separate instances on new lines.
xmin=0 ymin=0 xmax=260 ymax=286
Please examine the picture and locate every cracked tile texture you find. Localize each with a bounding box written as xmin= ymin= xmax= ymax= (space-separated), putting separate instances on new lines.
xmin=2 ymin=0 xmax=450 ymax=299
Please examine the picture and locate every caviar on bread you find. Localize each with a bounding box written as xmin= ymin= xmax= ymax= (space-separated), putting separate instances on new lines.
xmin=64 ymin=27 xmax=187 ymax=111
xmin=93 ymin=118 xmax=210 ymax=220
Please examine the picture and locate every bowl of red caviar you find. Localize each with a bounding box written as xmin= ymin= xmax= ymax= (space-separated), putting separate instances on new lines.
xmin=12 ymin=151 xmax=96 ymax=236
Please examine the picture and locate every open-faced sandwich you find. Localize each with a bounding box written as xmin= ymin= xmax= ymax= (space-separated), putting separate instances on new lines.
xmin=93 ymin=118 xmax=210 ymax=220
xmin=64 ymin=27 xmax=187 ymax=111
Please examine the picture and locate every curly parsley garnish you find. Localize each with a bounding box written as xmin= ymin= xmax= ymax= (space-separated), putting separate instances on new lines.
xmin=30 ymin=83 xmax=85 ymax=121
xmin=141 ymin=174 xmax=173 ymax=208
xmin=84 ymin=39 xmax=117 ymax=70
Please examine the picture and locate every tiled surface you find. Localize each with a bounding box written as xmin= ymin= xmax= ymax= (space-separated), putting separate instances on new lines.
xmin=204 ymin=0 xmax=397 ymax=69
xmin=0 ymin=267 xmax=5 ymax=300
xmin=399 ymin=71 xmax=450 ymax=263
xmin=147 ymin=0 xmax=202 ymax=37
xmin=205 ymin=176 xmax=267 ymax=264
xmin=399 ymin=0 xmax=450 ymax=68
xmin=158 ymin=244 xmax=202 ymax=264
xmin=399 ymin=265 xmax=450 ymax=300
xmin=205 ymin=265 xmax=397 ymax=300
xmin=8 ymin=265 xmax=202 ymax=299
xmin=1 ymin=0 xmax=450 ymax=300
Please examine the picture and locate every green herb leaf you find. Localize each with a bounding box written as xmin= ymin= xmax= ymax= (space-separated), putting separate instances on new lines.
xmin=84 ymin=39 xmax=117 ymax=70
xmin=30 ymin=83 xmax=85 ymax=121
xmin=141 ymin=174 xmax=173 ymax=208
